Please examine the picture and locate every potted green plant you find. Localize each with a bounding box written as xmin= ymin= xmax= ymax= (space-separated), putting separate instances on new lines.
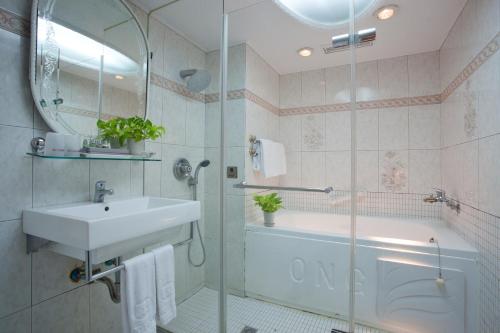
xmin=123 ymin=117 xmax=165 ymax=155
xmin=97 ymin=117 xmax=165 ymax=154
xmin=253 ymin=192 xmax=283 ymax=227
xmin=96 ymin=118 xmax=129 ymax=148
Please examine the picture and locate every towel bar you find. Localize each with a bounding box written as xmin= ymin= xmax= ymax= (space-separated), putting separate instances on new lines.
xmin=82 ymin=222 xmax=194 ymax=282
xmin=233 ymin=181 xmax=334 ymax=194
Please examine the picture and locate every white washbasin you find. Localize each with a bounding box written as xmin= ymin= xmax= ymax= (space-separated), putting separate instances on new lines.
xmin=23 ymin=197 xmax=200 ymax=251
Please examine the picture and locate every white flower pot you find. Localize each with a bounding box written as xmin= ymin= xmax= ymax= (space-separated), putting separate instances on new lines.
xmin=128 ymin=139 xmax=144 ymax=155
xmin=263 ymin=212 xmax=275 ymax=227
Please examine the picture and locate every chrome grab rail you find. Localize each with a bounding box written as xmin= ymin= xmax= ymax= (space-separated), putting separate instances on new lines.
xmin=233 ymin=181 xmax=334 ymax=194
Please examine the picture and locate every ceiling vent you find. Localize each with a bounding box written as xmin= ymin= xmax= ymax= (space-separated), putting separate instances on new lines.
xmin=323 ymin=28 xmax=376 ymax=54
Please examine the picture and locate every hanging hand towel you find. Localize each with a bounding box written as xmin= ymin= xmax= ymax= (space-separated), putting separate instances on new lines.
xmin=121 ymin=252 xmax=157 ymax=333
xmin=259 ymin=139 xmax=287 ymax=178
xmin=152 ymin=245 xmax=177 ymax=326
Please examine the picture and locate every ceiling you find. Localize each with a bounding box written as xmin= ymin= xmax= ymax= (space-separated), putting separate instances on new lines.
xmin=131 ymin=0 xmax=467 ymax=74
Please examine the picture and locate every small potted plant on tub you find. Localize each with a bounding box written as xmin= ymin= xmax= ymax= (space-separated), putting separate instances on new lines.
xmin=253 ymin=192 xmax=283 ymax=227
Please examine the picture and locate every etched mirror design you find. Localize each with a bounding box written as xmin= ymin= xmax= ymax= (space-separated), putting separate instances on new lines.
xmin=30 ymin=0 xmax=149 ymax=135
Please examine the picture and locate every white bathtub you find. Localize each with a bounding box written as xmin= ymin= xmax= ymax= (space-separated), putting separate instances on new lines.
xmin=245 ymin=210 xmax=478 ymax=333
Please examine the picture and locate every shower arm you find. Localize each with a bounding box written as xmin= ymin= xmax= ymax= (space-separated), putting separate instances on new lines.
xmin=233 ymin=181 xmax=334 ymax=194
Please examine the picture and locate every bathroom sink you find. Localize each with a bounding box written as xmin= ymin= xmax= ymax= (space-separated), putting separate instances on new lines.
xmin=23 ymin=197 xmax=200 ymax=251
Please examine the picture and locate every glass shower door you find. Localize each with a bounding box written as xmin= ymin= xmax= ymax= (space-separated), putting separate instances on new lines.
xmin=219 ymin=0 xmax=358 ymax=331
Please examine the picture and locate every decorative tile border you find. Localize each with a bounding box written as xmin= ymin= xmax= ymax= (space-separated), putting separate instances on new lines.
xmin=150 ymin=73 xmax=205 ymax=103
xmin=244 ymin=90 xmax=280 ymax=115
xmin=441 ymin=32 xmax=500 ymax=101
xmin=280 ymin=94 xmax=442 ymax=116
xmin=0 ymin=7 xmax=30 ymax=37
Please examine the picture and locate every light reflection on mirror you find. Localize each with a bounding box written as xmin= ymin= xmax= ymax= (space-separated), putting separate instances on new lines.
xmin=37 ymin=18 xmax=138 ymax=75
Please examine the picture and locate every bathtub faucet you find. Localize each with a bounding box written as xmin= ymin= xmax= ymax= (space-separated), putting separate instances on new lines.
xmin=423 ymin=188 xmax=447 ymax=203
xmin=423 ymin=189 xmax=460 ymax=213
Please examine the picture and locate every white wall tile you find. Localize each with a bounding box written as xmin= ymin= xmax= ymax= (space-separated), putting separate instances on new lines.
xmin=205 ymin=102 xmax=221 ymax=148
xmin=279 ymin=115 xmax=301 ymax=152
xmin=325 ymin=111 xmax=351 ymax=151
xmin=357 ymin=151 xmax=379 ymax=192
xmin=301 ymin=69 xmax=325 ymax=106
xmin=325 ymin=65 xmax=350 ymax=104
xmin=162 ymin=89 xmax=187 ymax=145
xmin=0 ymin=220 xmax=30 ymax=318
xmin=379 ymin=107 xmax=409 ymax=150
xmin=0 ymin=308 xmax=30 ymax=333
xmin=409 ymin=150 xmax=441 ymax=194
xmin=478 ymin=134 xmax=500 ymax=216
xmin=280 ymin=151 xmax=301 ymax=186
xmin=186 ymin=100 xmax=206 ymax=147
xmin=148 ymin=18 xmax=165 ymax=76
xmin=0 ymin=125 xmax=32 ymax=221
xmin=325 ymin=151 xmax=350 ymax=191
xmin=476 ymin=52 xmax=500 ymax=138
xmin=356 ymin=61 xmax=378 ymax=102
xmin=408 ymin=51 xmax=440 ymax=97
xmin=31 ymin=251 xmax=85 ymax=304
xmin=279 ymin=73 xmax=301 ymax=108
xmin=33 ymin=159 xmax=90 ymax=207
xmin=378 ymin=56 xmax=409 ymax=99
xmin=245 ymin=45 xmax=279 ymax=107
xmin=301 ymin=152 xmax=325 ymax=187
xmin=0 ymin=30 xmax=33 ymax=128
xmin=164 ymin=27 xmax=188 ymax=84
xmin=356 ymin=110 xmax=379 ymax=151
xmin=32 ymin=285 xmax=90 ymax=333
xmin=409 ymin=105 xmax=441 ymax=149
xmin=459 ymin=140 xmax=479 ymax=206
xmin=225 ymin=99 xmax=246 ymax=147
xmin=301 ymin=114 xmax=325 ymax=151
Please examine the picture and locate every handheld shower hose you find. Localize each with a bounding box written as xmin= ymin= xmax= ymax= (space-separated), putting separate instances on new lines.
xmin=187 ymin=160 xmax=210 ymax=267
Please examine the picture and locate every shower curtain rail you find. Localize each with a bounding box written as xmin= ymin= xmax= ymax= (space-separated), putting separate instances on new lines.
xmin=234 ymin=181 xmax=334 ymax=194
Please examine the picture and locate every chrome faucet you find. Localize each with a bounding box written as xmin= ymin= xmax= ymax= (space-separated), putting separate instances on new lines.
xmin=423 ymin=188 xmax=448 ymax=203
xmin=94 ymin=180 xmax=114 ymax=203
xmin=423 ymin=188 xmax=460 ymax=213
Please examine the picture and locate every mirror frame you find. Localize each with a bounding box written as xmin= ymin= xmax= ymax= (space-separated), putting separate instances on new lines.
xmin=29 ymin=0 xmax=151 ymax=134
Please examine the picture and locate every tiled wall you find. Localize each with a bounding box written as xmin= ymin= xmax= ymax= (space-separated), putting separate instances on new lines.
xmin=278 ymin=53 xmax=442 ymax=195
xmin=0 ymin=2 xmax=144 ymax=332
xmin=0 ymin=2 xmax=207 ymax=332
xmin=438 ymin=0 xmax=500 ymax=331
xmin=144 ymin=14 xmax=208 ymax=305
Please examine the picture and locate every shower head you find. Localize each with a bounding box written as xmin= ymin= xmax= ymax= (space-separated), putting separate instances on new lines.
xmin=180 ymin=69 xmax=211 ymax=93
xmin=199 ymin=160 xmax=210 ymax=168
xmin=189 ymin=160 xmax=210 ymax=186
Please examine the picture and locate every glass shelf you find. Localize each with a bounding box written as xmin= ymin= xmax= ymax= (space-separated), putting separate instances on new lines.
xmin=27 ymin=152 xmax=161 ymax=162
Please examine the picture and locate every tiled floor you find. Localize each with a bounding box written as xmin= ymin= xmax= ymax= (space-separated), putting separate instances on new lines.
xmin=163 ymin=288 xmax=386 ymax=333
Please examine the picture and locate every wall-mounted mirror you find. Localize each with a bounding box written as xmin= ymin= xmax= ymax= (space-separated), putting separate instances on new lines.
xmin=30 ymin=0 xmax=149 ymax=136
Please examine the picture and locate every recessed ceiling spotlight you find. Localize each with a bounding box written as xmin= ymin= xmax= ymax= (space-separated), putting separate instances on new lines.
xmin=115 ymin=75 xmax=124 ymax=80
xmin=297 ymin=47 xmax=313 ymax=57
xmin=374 ymin=4 xmax=398 ymax=20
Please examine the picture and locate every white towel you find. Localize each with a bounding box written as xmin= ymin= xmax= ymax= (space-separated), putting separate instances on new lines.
xmin=259 ymin=139 xmax=287 ymax=178
xmin=152 ymin=245 xmax=176 ymax=326
xmin=121 ymin=253 xmax=157 ymax=333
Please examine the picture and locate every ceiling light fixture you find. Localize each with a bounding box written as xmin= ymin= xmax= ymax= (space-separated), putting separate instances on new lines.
xmin=374 ymin=4 xmax=398 ymax=20
xmin=297 ymin=47 xmax=313 ymax=57
xmin=115 ymin=75 xmax=124 ymax=80
xmin=274 ymin=0 xmax=377 ymax=28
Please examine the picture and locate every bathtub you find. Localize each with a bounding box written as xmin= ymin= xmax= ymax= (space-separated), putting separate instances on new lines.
xmin=245 ymin=210 xmax=478 ymax=333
